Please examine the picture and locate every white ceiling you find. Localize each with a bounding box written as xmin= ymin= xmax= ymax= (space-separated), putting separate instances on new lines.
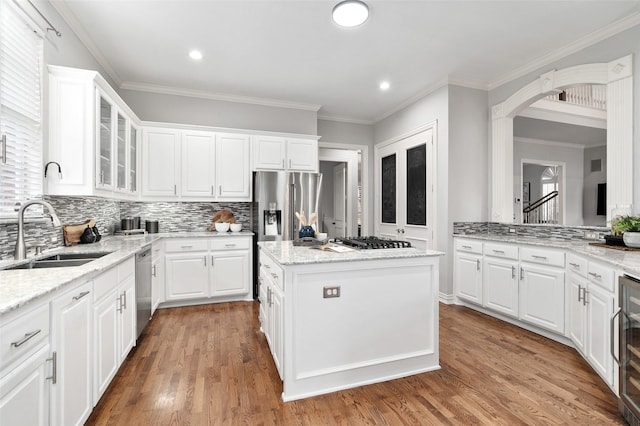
xmin=52 ymin=0 xmax=640 ymax=124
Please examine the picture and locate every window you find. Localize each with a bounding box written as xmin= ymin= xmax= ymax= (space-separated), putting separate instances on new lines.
xmin=0 ymin=0 xmax=44 ymax=217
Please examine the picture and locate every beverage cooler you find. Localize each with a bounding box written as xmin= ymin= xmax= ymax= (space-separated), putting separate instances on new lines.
xmin=618 ymin=274 xmax=640 ymax=424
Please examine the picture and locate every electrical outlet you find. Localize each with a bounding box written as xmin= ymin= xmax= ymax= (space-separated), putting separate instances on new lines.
xmin=323 ymin=286 xmax=340 ymax=298
xmin=509 ymin=228 xmax=516 ymax=234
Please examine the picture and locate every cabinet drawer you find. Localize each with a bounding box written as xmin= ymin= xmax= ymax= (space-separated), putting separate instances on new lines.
xmin=210 ymin=237 xmax=250 ymax=251
xmin=567 ymin=254 xmax=588 ymax=277
xmin=93 ymin=266 xmax=118 ymax=302
xmin=455 ymin=239 xmax=482 ymax=254
xmin=165 ymin=239 xmax=209 ymax=252
xmin=484 ymin=242 xmax=518 ymax=260
xmin=520 ymin=246 xmax=565 ymax=267
xmin=587 ymin=261 xmax=615 ymax=292
xmin=260 ymin=252 xmax=284 ymax=291
xmin=0 ymin=303 xmax=49 ymax=370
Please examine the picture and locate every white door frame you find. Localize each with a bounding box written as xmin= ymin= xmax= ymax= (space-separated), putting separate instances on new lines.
xmin=520 ymin=159 xmax=567 ymax=224
xmin=374 ymin=123 xmax=437 ymax=250
xmin=319 ymin=142 xmax=369 ymax=236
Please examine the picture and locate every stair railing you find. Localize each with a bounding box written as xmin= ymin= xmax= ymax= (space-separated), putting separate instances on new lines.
xmin=523 ymin=191 xmax=559 ymax=224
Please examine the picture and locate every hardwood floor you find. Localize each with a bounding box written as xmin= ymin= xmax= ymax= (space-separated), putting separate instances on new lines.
xmin=87 ymin=302 xmax=624 ymax=425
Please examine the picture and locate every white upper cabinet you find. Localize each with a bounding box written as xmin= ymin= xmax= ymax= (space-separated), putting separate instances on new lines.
xmin=145 ymin=127 xmax=251 ymax=201
xmin=142 ymin=128 xmax=180 ymax=198
xmin=47 ymin=66 xmax=140 ymax=199
xmin=216 ymin=133 xmax=250 ymax=200
xmin=253 ymin=135 xmax=318 ymax=172
xmin=181 ymin=131 xmax=216 ymax=198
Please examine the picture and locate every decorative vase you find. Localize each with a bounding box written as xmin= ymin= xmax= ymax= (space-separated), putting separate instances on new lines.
xmin=299 ymin=225 xmax=315 ymax=238
xmin=623 ymin=232 xmax=640 ymax=248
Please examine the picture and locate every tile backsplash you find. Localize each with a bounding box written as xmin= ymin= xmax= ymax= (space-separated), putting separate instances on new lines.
xmin=453 ymin=222 xmax=610 ymax=240
xmin=0 ymin=197 xmax=252 ymax=260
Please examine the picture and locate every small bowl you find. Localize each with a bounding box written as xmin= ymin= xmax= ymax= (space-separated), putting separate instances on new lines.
xmin=215 ymin=222 xmax=230 ymax=232
xmin=230 ymin=223 xmax=242 ymax=232
xmin=316 ymin=232 xmax=328 ymax=241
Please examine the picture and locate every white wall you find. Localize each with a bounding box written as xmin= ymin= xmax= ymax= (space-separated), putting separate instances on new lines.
xmin=583 ymin=145 xmax=607 ymax=226
xmin=121 ymin=89 xmax=318 ymax=135
xmin=488 ymin=24 xmax=640 ymax=216
xmin=373 ymin=85 xmax=451 ymax=295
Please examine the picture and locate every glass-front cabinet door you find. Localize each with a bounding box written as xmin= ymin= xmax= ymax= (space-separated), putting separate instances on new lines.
xmin=116 ymin=112 xmax=127 ymax=191
xmin=129 ymin=125 xmax=138 ymax=193
xmin=97 ymin=92 xmax=113 ymax=189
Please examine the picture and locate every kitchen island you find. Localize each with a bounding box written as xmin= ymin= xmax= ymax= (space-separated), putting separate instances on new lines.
xmin=257 ymin=241 xmax=444 ymax=401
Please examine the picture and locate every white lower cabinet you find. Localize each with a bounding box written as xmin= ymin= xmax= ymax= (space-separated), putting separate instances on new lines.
xmin=519 ymin=263 xmax=565 ymax=334
xmin=164 ymin=237 xmax=252 ymax=304
xmin=0 ymin=303 xmax=51 ymax=426
xmin=453 ymin=239 xmax=483 ymax=305
xmin=151 ymin=243 xmax=165 ymax=314
xmin=93 ymin=258 xmax=136 ymax=403
xmin=586 ymin=277 xmax=616 ymax=387
xmin=0 ymin=345 xmax=50 ymax=426
xmin=165 ymin=251 xmax=209 ymax=300
xmin=483 ymin=257 xmax=519 ymax=318
xmin=258 ymin=248 xmax=284 ymax=379
xmin=568 ymin=272 xmax=588 ymax=355
xmin=50 ymin=281 xmax=93 ymax=426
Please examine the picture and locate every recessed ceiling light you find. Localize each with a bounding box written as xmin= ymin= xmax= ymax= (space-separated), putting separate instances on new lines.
xmin=332 ymin=0 xmax=369 ymax=27
xmin=189 ymin=50 xmax=203 ymax=61
xmin=379 ymin=81 xmax=390 ymax=91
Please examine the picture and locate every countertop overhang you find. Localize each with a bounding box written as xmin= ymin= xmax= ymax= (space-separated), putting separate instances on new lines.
xmin=258 ymin=241 xmax=444 ymax=265
xmin=0 ymin=231 xmax=254 ymax=315
xmin=454 ymin=233 xmax=640 ymax=277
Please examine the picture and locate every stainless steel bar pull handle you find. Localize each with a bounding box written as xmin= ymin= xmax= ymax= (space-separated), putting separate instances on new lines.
xmin=493 ymin=250 xmax=505 ymax=254
xmin=204 ymin=256 xmax=207 ymax=267
xmin=520 ymin=267 xmax=524 ymax=280
xmin=611 ymin=307 xmax=622 ymax=366
xmin=46 ymin=351 xmax=57 ymax=384
xmin=73 ymin=290 xmax=90 ymax=301
xmin=462 ymin=245 xmax=472 ymax=249
xmin=569 ymin=262 xmax=580 ymax=268
xmin=578 ymin=285 xmax=584 ymax=302
xmin=511 ymin=266 xmax=516 ymax=279
xmin=152 ymin=264 xmax=157 ymax=277
xmin=476 ymin=259 xmax=480 ymax=271
xmin=11 ymin=329 xmax=42 ymax=347
xmin=122 ymin=290 xmax=127 ymax=309
xmin=532 ymin=255 xmax=547 ymax=260
xmin=588 ymin=272 xmax=602 ymax=279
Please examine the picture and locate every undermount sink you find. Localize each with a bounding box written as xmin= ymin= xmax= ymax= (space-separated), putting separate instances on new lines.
xmin=3 ymin=252 xmax=112 ymax=271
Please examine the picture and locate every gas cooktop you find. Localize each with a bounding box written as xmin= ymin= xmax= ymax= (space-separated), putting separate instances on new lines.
xmin=333 ymin=236 xmax=412 ymax=249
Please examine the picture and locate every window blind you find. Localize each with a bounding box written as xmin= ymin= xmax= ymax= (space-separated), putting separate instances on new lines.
xmin=0 ymin=0 xmax=44 ymax=217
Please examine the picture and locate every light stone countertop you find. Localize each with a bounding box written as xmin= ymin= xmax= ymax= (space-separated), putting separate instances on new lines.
xmin=454 ymin=233 xmax=640 ymax=277
xmin=0 ymin=231 xmax=254 ymax=316
xmin=258 ymin=241 xmax=444 ymax=265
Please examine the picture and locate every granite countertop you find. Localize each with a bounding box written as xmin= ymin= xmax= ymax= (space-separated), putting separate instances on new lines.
xmin=0 ymin=231 xmax=254 ymax=316
xmin=454 ymin=233 xmax=640 ymax=276
xmin=258 ymin=241 xmax=444 ymax=265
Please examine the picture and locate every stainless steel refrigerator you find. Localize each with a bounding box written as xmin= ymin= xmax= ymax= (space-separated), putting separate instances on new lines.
xmin=251 ymin=171 xmax=322 ymax=295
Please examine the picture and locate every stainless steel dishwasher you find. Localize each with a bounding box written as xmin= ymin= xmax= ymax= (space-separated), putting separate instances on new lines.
xmin=135 ymin=248 xmax=152 ymax=338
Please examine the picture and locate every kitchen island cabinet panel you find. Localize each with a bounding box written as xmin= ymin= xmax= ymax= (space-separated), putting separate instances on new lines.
xmin=258 ymin=241 xmax=442 ymax=401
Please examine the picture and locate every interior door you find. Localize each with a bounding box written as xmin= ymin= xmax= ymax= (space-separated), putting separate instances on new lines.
xmin=376 ymin=128 xmax=434 ymax=250
xmin=333 ymin=163 xmax=346 ymax=237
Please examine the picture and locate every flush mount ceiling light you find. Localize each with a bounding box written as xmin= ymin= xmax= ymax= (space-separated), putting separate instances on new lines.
xmin=379 ymin=81 xmax=390 ymax=91
xmin=189 ymin=50 xmax=203 ymax=60
xmin=332 ymin=0 xmax=369 ymax=27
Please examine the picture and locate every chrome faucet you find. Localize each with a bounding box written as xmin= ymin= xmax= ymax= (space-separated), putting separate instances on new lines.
xmin=14 ymin=200 xmax=62 ymax=260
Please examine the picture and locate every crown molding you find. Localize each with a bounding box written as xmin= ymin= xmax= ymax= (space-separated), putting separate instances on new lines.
xmin=447 ymin=77 xmax=489 ymax=91
xmin=488 ymin=12 xmax=640 ymax=91
xmin=49 ymin=0 xmax=122 ymax=86
xmin=317 ymin=114 xmax=373 ymax=126
xmin=120 ymin=81 xmax=322 ymax=112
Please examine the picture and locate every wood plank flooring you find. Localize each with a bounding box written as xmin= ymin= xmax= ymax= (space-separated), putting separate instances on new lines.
xmin=86 ymin=302 xmax=624 ymax=425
